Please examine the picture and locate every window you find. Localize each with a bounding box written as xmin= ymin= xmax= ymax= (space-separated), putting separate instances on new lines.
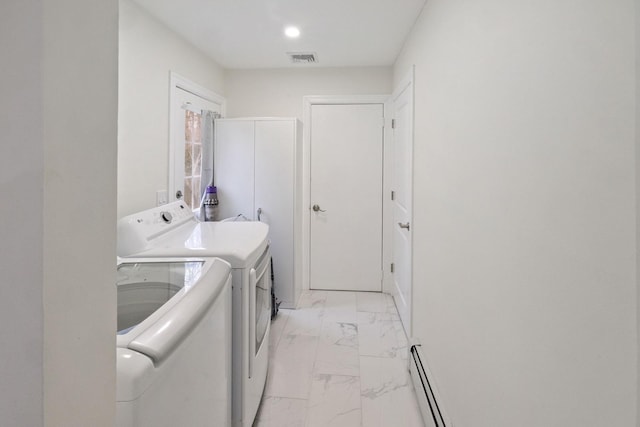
xmin=169 ymin=72 xmax=225 ymax=210
xmin=183 ymin=110 xmax=203 ymax=209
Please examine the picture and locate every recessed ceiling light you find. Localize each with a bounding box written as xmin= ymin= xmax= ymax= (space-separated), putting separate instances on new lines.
xmin=285 ymin=26 xmax=300 ymax=38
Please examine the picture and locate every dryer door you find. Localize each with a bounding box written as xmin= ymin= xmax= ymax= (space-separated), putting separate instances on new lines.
xmin=249 ymin=247 xmax=272 ymax=378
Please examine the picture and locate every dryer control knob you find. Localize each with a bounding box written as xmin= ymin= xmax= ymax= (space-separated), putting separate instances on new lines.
xmin=160 ymin=211 xmax=173 ymax=224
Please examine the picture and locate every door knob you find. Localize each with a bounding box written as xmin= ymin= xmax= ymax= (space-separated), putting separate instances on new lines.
xmin=398 ymin=222 xmax=410 ymax=231
xmin=175 ymin=190 xmax=183 ymax=200
xmin=312 ymin=204 xmax=326 ymax=212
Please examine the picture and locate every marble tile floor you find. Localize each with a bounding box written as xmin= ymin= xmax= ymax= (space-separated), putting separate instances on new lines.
xmin=254 ymin=290 xmax=425 ymax=427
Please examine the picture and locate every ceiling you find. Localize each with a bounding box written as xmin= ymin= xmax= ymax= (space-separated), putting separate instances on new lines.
xmin=132 ymin=0 xmax=426 ymax=69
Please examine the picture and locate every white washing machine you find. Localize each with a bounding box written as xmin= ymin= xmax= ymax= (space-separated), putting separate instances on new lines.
xmin=118 ymin=201 xmax=271 ymax=427
xmin=115 ymin=256 xmax=232 ymax=427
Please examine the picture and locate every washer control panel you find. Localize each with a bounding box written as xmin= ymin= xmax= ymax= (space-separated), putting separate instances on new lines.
xmin=117 ymin=201 xmax=197 ymax=256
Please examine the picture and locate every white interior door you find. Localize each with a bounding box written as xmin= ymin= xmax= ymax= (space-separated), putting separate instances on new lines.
xmin=309 ymin=104 xmax=384 ymax=292
xmin=391 ymin=75 xmax=414 ymax=335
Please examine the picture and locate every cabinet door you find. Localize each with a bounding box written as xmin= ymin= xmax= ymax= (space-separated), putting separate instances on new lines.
xmin=254 ymin=120 xmax=295 ymax=305
xmin=214 ymin=120 xmax=255 ymax=220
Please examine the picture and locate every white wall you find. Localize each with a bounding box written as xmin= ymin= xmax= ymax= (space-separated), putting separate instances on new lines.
xmin=0 ymin=2 xmax=44 ymax=425
xmin=636 ymin=0 xmax=640 ymax=423
xmin=224 ymin=67 xmax=392 ymax=119
xmin=118 ymin=0 xmax=225 ymax=218
xmin=1 ymin=0 xmax=118 ymax=426
xmin=395 ymin=1 xmax=636 ymax=426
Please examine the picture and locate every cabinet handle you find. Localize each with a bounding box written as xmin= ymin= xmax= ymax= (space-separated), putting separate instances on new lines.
xmin=398 ymin=222 xmax=410 ymax=231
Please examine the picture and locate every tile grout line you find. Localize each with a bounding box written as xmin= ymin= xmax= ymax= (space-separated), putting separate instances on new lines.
xmin=271 ymin=311 xmax=290 ymax=353
xmin=356 ymin=294 xmax=365 ymax=427
xmin=305 ymin=291 xmax=327 ymax=427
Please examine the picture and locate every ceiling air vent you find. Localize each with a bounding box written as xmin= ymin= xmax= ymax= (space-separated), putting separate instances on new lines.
xmin=287 ymin=52 xmax=318 ymax=64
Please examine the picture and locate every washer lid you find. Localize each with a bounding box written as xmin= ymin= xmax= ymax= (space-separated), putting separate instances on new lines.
xmin=117 ymin=260 xmax=206 ymax=335
xmin=116 ymin=257 xmax=231 ymax=363
xmin=116 ymin=348 xmax=155 ymax=402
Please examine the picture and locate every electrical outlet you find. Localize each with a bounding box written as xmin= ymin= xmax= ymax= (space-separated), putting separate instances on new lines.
xmin=156 ymin=190 xmax=168 ymax=206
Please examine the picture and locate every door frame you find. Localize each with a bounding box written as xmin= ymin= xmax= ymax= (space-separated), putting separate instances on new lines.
xmin=302 ymin=95 xmax=392 ymax=294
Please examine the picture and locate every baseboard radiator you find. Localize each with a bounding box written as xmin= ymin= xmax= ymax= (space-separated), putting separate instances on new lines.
xmin=409 ymin=342 xmax=450 ymax=427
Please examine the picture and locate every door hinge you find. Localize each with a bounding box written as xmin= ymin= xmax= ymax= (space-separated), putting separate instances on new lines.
xmin=391 ymin=119 xmax=396 ymax=129
xmin=390 ymin=263 xmax=395 ymax=273
xmin=391 ymin=190 xmax=395 ymax=201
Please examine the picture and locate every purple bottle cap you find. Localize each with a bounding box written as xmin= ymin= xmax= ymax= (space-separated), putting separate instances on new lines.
xmin=206 ymin=186 xmax=217 ymax=194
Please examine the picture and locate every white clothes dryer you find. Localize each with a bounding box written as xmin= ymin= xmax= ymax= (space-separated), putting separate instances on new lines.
xmin=115 ymin=256 xmax=232 ymax=427
xmin=118 ymin=201 xmax=271 ymax=427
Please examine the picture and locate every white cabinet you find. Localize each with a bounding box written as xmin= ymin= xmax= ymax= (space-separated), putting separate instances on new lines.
xmin=215 ymin=118 xmax=302 ymax=309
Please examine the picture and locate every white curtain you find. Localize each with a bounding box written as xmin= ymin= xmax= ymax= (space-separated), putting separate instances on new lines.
xmin=199 ymin=111 xmax=217 ymax=217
